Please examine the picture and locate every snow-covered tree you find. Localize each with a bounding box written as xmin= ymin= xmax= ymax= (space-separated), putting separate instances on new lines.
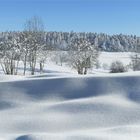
xmin=68 ymin=38 xmax=99 ymax=74
xmin=37 ymin=46 xmax=49 ymax=73
xmin=24 ymin=16 xmax=45 ymax=75
xmin=0 ymin=32 xmax=22 ymax=75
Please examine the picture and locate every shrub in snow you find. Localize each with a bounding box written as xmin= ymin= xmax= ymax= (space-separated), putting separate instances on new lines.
xmin=110 ymin=61 xmax=127 ymax=73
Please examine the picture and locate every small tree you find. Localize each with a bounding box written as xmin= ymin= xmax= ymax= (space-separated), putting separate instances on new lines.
xmin=37 ymin=47 xmax=49 ymax=73
xmin=68 ymin=38 xmax=99 ymax=74
xmin=110 ymin=61 xmax=126 ymax=73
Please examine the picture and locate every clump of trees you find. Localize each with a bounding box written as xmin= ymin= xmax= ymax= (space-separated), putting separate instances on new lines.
xmin=0 ymin=16 xmax=47 ymax=75
xmin=45 ymin=32 xmax=140 ymax=52
xmin=0 ymin=16 xmax=99 ymax=75
xmin=0 ymin=32 xmax=22 ymax=75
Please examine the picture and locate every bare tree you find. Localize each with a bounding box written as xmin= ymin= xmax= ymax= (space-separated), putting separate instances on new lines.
xmin=37 ymin=46 xmax=49 ymax=73
xmin=24 ymin=16 xmax=45 ymax=75
xmin=20 ymin=31 xmax=30 ymax=75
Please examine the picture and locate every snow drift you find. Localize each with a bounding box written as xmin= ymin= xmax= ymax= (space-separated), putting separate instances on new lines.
xmin=0 ymin=73 xmax=140 ymax=140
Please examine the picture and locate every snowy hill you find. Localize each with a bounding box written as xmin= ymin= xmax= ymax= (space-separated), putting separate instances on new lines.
xmin=0 ymin=72 xmax=140 ymax=140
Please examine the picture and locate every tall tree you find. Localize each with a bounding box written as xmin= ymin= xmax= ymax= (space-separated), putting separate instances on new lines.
xmin=24 ymin=16 xmax=45 ymax=75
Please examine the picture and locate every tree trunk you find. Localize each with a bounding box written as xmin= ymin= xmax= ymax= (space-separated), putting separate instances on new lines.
xmin=40 ymin=62 xmax=43 ymax=73
xmin=84 ymin=67 xmax=87 ymax=75
xmin=23 ymin=53 xmax=27 ymax=75
xmin=78 ymin=67 xmax=83 ymax=75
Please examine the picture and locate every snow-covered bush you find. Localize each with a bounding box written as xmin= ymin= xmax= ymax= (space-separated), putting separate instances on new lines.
xmin=110 ymin=61 xmax=127 ymax=73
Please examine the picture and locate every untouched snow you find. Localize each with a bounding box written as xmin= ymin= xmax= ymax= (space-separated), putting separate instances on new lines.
xmin=99 ymin=52 xmax=131 ymax=66
xmin=0 ymin=72 xmax=140 ymax=140
xmin=0 ymin=75 xmax=25 ymax=82
xmin=0 ymin=52 xmax=139 ymax=140
xmin=0 ymin=52 xmax=132 ymax=76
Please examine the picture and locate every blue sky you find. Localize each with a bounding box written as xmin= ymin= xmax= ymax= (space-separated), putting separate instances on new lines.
xmin=0 ymin=0 xmax=140 ymax=35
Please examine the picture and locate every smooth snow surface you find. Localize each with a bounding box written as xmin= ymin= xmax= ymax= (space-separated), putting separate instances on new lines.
xmin=99 ymin=52 xmax=131 ymax=66
xmin=0 ymin=72 xmax=140 ymax=140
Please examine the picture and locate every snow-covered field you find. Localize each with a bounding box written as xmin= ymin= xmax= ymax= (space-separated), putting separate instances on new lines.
xmin=0 ymin=52 xmax=140 ymax=140
xmin=99 ymin=52 xmax=131 ymax=66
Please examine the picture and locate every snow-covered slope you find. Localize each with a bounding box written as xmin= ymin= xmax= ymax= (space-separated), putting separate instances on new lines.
xmin=0 ymin=73 xmax=140 ymax=140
